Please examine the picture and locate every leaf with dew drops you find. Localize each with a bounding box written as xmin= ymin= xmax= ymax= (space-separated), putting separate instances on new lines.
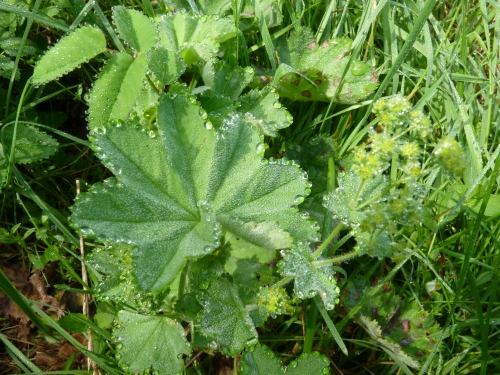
xmin=71 ymin=91 xmax=316 ymax=292
xmin=115 ymin=311 xmax=190 ymax=375
xmin=241 ymin=344 xmax=330 ymax=375
xmin=32 ymin=26 xmax=106 ymax=85
xmin=197 ymin=277 xmax=258 ymax=355
xmin=278 ymin=242 xmax=340 ymax=310
xmin=112 ymin=6 xmax=157 ymax=52
xmin=156 ymin=13 xmax=236 ymax=64
xmin=87 ymin=53 xmax=148 ymax=130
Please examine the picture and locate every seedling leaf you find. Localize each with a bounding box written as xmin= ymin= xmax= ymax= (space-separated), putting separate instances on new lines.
xmin=112 ymin=6 xmax=157 ymax=52
xmin=32 ymin=26 xmax=106 ymax=85
xmin=72 ymin=92 xmax=315 ymax=292
xmin=115 ymin=311 xmax=190 ymax=375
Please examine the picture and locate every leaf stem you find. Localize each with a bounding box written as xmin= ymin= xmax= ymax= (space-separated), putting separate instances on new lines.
xmin=273 ymin=276 xmax=294 ymax=289
xmin=311 ymin=222 xmax=345 ymax=260
xmin=313 ymin=249 xmax=362 ymax=267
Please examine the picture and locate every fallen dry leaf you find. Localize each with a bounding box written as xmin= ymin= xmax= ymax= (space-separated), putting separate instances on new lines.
xmin=0 ymin=263 xmax=64 ymax=340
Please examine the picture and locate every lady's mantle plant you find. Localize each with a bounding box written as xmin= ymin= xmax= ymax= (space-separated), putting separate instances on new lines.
xmin=27 ymin=2 xmax=465 ymax=373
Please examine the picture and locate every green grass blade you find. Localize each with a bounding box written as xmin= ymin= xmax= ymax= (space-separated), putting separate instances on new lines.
xmin=254 ymin=0 xmax=276 ymax=70
xmin=29 ymin=303 xmax=125 ymax=375
xmin=0 ymin=2 xmax=69 ymax=31
xmin=0 ymin=333 xmax=42 ymax=372
xmin=12 ymin=166 xmax=79 ymax=246
xmin=339 ymin=0 xmax=438 ymax=156
xmin=314 ymin=296 xmax=348 ymax=356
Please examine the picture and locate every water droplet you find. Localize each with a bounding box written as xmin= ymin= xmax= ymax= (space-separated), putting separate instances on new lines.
xmin=204 ymin=121 xmax=213 ymax=130
xmin=294 ymin=195 xmax=305 ymax=205
xmin=255 ymin=142 xmax=266 ymax=154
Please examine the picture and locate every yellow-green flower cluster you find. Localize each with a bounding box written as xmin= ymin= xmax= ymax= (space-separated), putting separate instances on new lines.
xmin=352 ymin=147 xmax=388 ymax=179
xmin=257 ymin=285 xmax=296 ymax=318
xmin=433 ymin=137 xmax=467 ymax=177
xmin=373 ymin=94 xmax=412 ymax=130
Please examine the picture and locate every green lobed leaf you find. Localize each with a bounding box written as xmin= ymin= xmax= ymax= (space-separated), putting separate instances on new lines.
xmin=1 ymin=37 xmax=41 ymax=57
xmin=1 ymin=123 xmax=58 ymax=164
xmin=241 ymin=344 xmax=330 ymax=375
xmin=323 ymin=171 xmax=389 ymax=226
xmin=237 ymin=86 xmax=293 ymax=137
xmin=156 ymin=13 xmax=236 ymax=64
xmin=273 ymin=27 xmax=378 ymax=104
xmin=87 ymin=53 xmax=148 ymax=130
xmin=89 ymin=244 xmax=168 ymax=314
xmin=148 ymin=47 xmax=186 ymax=86
xmin=32 ymin=26 xmax=106 ymax=85
xmin=278 ymin=242 xmax=340 ymax=310
xmin=285 ymin=136 xmax=337 ymax=225
xmin=197 ymin=277 xmax=258 ymax=355
xmin=112 ymin=6 xmax=157 ymax=52
xmin=240 ymin=0 xmax=283 ymax=28
xmin=115 ymin=311 xmax=190 ymax=375
xmin=200 ymin=62 xmax=292 ymax=136
xmin=202 ymin=61 xmax=254 ymax=101
xmin=72 ymin=92 xmax=315 ymax=292
xmin=164 ymin=0 xmax=232 ymax=15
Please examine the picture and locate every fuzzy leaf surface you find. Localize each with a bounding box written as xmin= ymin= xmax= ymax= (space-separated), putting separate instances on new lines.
xmin=87 ymin=53 xmax=148 ymax=129
xmin=148 ymin=47 xmax=186 ymax=85
xmin=72 ymin=93 xmax=315 ymax=292
xmin=237 ymin=87 xmax=292 ymax=136
xmin=274 ymin=27 xmax=378 ymax=104
xmin=285 ymin=136 xmax=337 ymax=225
xmin=278 ymin=242 xmax=339 ymax=310
xmin=197 ymin=277 xmax=258 ymax=355
xmin=112 ymin=6 xmax=157 ymax=52
xmin=241 ymin=344 xmax=330 ymax=375
xmin=115 ymin=311 xmax=190 ymax=375
xmin=32 ymin=26 xmax=106 ymax=85
xmin=157 ymin=13 xmax=236 ymax=64
xmin=1 ymin=124 xmax=58 ymax=164
xmin=164 ymin=0 xmax=232 ymax=15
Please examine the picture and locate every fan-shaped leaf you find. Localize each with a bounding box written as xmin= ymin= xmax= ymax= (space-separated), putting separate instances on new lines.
xmin=1 ymin=124 xmax=58 ymax=164
xmin=164 ymin=0 xmax=232 ymax=15
xmin=87 ymin=53 xmax=148 ymax=129
xmin=278 ymin=242 xmax=339 ymax=310
xmin=202 ymin=61 xmax=254 ymax=101
xmin=115 ymin=311 xmax=190 ymax=375
xmin=71 ymin=92 xmax=315 ymax=292
xmin=157 ymin=13 xmax=236 ymax=64
xmin=148 ymin=47 xmax=186 ymax=85
xmin=197 ymin=277 xmax=258 ymax=355
xmin=32 ymin=26 xmax=106 ymax=85
xmin=273 ymin=27 xmax=378 ymax=104
xmin=237 ymin=86 xmax=292 ymax=136
xmin=241 ymin=344 xmax=330 ymax=375
xmin=112 ymin=6 xmax=157 ymax=52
